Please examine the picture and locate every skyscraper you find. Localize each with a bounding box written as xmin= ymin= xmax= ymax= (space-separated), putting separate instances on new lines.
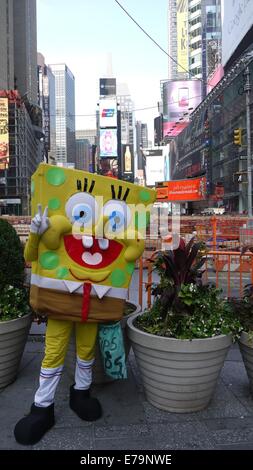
xmin=0 ymin=0 xmax=37 ymax=103
xmin=13 ymin=0 xmax=38 ymax=104
xmin=0 ymin=0 xmax=14 ymax=90
xmin=168 ymin=0 xmax=221 ymax=90
xmin=49 ymin=64 xmax=76 ymax=165
xmin=37 ymin=53 xmax=56 ymax=162
xmin=0 ymin=0 xmax=43 ymax=215
xmin=117 ymin=83 xmax=134 ymax=146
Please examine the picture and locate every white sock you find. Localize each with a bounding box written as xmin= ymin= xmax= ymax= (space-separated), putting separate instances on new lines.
xmin=34 ymin=365 xmax=63 ymax=407
xmin=74 ymin=356 xmax=94 ymax=390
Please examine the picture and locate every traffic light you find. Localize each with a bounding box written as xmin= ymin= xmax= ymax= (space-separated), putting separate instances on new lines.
xmin=233 ymin=128 xmax=242 ymax=146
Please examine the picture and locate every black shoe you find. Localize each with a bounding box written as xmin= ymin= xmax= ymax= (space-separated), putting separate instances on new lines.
xmin=69 ymin=384 xmax=102 ymax=421
xmin=14 ymin=403 xmax=55 ymax=445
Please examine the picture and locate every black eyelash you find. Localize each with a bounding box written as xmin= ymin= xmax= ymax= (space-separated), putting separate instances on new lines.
xmin=83 ymin=178 xmax=88 ymax=192
xmin=118 ymin=185 xmax=122 ymax=199
xmin=111 ymin=185 xmax=116 ymax=199
xmin=89 ymin=180 xmax=95 ymax=194
xmin=111 ymin=184 xmax=130 ymax=201
xmin=123 ymin=188 xmax=130 ymax=201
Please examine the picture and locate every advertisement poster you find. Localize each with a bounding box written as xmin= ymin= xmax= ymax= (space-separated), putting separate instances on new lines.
xmin=163 ymin=80 xmax=202 ymax=138
xmin=157 ymin=177 xmax=206 ymax=201
xmin=177 ymin=0 xmax=188 ymax=73
xmin=221 ymin=0 xmax=253 ymax=66
xmin=0 ymin=98 xmax=9 ymax=170
xmin=99 ymin=98 xmax=117 ymax=128
xmin=99 ymin=129 xmax=118 ymax=158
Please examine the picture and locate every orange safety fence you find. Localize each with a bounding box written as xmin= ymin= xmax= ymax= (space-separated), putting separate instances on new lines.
xmin=137 ymin=250 xmax=253 ymax=311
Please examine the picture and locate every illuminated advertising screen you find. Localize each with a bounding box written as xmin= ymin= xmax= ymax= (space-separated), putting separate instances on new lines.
xmin=99 ymin=129 xmax=118 ymax=158
xmin=177 ymin=0 xmax=188 ymax=73
xmin=99 ymin=98 xmax=117 ymax=128
xmin=156 ymin=177 xmax=206 ymax=202
xmin=0 ymin=98 xmax=9 ymax=170
xmin=222 ymin=0 xmax=253 ymax=67
xmin=163 ymin=80 xmax=202 ymax=138
xmin=99 ymin=78 xmax=116 ymax=97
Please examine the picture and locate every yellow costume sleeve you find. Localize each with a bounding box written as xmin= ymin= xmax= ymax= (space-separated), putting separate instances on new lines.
xmin=24 ymin=232 xmax=40 ymax=262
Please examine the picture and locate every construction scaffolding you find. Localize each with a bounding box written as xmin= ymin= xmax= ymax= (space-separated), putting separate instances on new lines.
xmin=0 ymin=91 xmax=43 ymax=215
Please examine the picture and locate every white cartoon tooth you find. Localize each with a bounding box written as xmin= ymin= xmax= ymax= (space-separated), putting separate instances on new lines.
xmin=98 ymin=238 xmax=109 ymax=250
xmin=82 ymin=252 xmax=102 ymax=265
xmin=82 ymin=236 xmax=93 ymax=248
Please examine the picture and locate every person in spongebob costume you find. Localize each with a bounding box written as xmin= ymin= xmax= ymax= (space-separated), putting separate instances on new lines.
xmin=14 ymin=163 xmax=156 ymax=445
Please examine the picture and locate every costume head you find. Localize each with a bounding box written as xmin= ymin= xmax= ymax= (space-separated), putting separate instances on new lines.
xmin=30 ymin=163 xmax=156 ymax=322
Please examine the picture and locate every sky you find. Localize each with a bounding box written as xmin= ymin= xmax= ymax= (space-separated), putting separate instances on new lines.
xmin=37 ymin=0 xmax=168 ymax=140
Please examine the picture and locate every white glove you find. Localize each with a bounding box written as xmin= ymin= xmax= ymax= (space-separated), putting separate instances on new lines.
xmin=30 ymin=204 xmax=50 ymax=235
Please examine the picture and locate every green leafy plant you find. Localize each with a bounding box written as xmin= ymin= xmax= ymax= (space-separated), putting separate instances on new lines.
xmin=231 ymin=284 xmax=253 ymax=336
xmin=0 ymin=285 xmax=32 ymax=321
xmin=0 ymin=218 xmax=31 ymax=321
xmin=0 ymin=218 xmax=25 ymax=290
xmin=136 ymin=238 xmax=242 ymax=340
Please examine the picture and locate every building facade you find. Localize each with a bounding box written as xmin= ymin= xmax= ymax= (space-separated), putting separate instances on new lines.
xmin=170 ymin=55 xmax=253 ymax=214
xmin=0 ymin=0 xmax=43 ymax=215
xmin=136 ymin=121 xmax=148 ymax=169
xmin=49 ymin=64 xmax=76 ymax=165
xmin=0 ymin=0 xmax=14 ymax=90
xmin=168 ymin=0 xmax=221 ymax=94
xmin=76 ymin=129 xmax=97 ymax=145
xmin=37 ymin=53 xmax=56 ymax=162
xmin=75 ymin=139 xmax=91 ymax=171
xmin=13 ymin=0 xmax=38 ymax=104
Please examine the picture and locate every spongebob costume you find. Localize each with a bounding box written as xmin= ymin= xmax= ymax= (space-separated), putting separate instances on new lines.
xmin=14 ymin=163 xmax=156 ymax=445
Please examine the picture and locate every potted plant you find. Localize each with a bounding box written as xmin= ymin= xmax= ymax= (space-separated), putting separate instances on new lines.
xmin=0 ymin=218 xmax=32 ymax=389
xmin=127 ymin=238 xmax=242 ymax=412
xmin=232 ymin=283 xmax=253 ymax=395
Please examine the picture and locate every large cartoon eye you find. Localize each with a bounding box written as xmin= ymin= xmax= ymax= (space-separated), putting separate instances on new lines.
xmin=65 ymin=193 xmax=98 ymax=226
xmin=104 ymin=200 xmax=131 ymax=234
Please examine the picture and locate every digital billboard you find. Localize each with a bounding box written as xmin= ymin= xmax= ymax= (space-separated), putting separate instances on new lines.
xmin=99 ymin=128 xmax=118 ymax=158
xmin=0 ymin=98 xmax=9 ymax=170
xmin=156 ymin=177 xmax=206 ymax=202
xmin=99 ymin=78 xmax=116 ymax=97
xmin=222 ymin=0 xmax=253 ymax=67
xmin=163 ymin=80 xmax=202 ymax=138
xmin=145 ymin=148 xmax=170 ymax=187
xmin=122 ymin=144 xmax=134 ymax=175
xmin=99 ymin=98 xmax=117 ymax=128
xmin=177 ymin=0 xmax=188 ymax=73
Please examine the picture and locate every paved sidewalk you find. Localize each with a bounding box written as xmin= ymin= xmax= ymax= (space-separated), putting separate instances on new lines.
xmin=1 ymin=335 xmax=253 ymax=450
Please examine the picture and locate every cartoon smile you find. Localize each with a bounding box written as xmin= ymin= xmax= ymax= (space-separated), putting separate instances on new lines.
xmin=64 ymin=235 xmax=123 ymax=270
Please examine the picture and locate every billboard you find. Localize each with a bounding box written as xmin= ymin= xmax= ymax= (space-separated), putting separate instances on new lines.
xmin=0 ymin=98 xmax=9 ymax=170
xmin=122 ymin=144 xmax=134 ymax=175
xmin=99 ymin=128 xmax=118 ymax=158
xmin=163 ymin=80 xmax=202 ymax=138
xmin=99 ymin=78 xmax=116 ymax=97
xmin=207 ymin=64 xmax=224 ymax=94
xmin=99 ymin=98 xmax=117 ymax=128
xmin=156 ymin=177 xmax=206 ymax=202
xmin=145 ymin=148 xmax=170 ymax=187
xmin=222 ymin=0 xmax=253 ymax=67
xmin=177 ymin=0 xmax=188 ymax=73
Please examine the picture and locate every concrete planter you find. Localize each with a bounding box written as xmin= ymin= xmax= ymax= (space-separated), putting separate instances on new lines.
xmin=65 ymin=301 xmax=140 ymax=384
xmin=239 ymin=331 xmax=253 ymax=394
xmin=127 ymin=312 xmax=232 ymax=413
xmin=0 ymin=313 xmax=32 ymax=389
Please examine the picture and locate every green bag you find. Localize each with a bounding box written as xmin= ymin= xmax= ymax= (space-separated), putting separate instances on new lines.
xmin=98 ymin=322 xmax=127 ymax=379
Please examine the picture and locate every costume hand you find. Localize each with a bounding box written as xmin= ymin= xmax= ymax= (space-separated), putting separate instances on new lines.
xmin=30 ymin=204 xmax=50 ymax=235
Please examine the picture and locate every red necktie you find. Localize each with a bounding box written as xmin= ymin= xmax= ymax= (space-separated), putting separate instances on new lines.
xmin=82 ymin=283 xmax=92 ymax=322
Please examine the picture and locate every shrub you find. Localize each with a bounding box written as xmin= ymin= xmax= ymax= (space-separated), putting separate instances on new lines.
xmin=0 ymin=218 xmax=25 ymax=290
xmin=136 ymin=238 xmax=242 ymax=340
